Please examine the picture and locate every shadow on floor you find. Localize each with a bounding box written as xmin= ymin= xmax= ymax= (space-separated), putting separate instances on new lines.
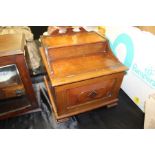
xmin=0 ymin=83 xmax=144 ymax=129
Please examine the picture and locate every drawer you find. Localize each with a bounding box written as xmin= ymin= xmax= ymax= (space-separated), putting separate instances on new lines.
xmin=0 ymin=85 xmax=25 ymax=100
xmin=55 ymin=72 xmax=124 ymax=114
xmin=66 ymin=78 xmax=115 ymax=108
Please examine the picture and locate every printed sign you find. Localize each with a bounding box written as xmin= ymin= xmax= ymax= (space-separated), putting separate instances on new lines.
xmin=106 ymin=26 xmax=155 ymax=111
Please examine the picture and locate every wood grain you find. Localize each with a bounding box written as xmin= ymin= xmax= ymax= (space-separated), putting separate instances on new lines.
xmin=0 ymin=34 xmax=25 ymax=57
xmin=40 ymin=31 xmax=128 ymax=121
xmin=0 ymin=34 xmax=38 ymax=120
xmin=41 ymin=31 xmax=106 ymax=48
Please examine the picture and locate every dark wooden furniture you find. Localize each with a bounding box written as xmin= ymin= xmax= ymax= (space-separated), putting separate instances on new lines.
xmin=0 ymin=34 xmax=39 ymax=120
xmin=40 ymin=28 xmax=128 ymax=121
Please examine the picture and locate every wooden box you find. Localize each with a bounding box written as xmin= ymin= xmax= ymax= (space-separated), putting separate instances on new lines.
xmin=40 ymin=28 xmax=128 ymax=121
xmin=0 ymin=34 xmax=39 ymax=120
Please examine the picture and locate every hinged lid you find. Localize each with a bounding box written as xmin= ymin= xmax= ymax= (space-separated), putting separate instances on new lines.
xmin=41 ymin=31 xmax=106 ymax=48
xmin=0 ymin=34 xmax=25 ymax=57
xmin=40 ymin=30 xmax=128 ymax=86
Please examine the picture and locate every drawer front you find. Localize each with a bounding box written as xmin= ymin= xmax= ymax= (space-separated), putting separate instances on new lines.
xmin=55 ymin=72 xmax=124 ymax=114
xmin=66 ymin=78 xmax=115 ymax=107
xmin=0 ymin=85 xmax=25 ymax=100
xmin=0 ymin=90 xmax=4 ymax=99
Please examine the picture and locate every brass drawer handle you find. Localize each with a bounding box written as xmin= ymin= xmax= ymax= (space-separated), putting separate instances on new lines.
xmin=88 ymin=90 xmax=98 ymax=98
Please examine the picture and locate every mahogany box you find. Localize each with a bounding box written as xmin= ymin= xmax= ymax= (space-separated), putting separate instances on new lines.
xmin=40 ymin=28 xmax=128 ymax=121
xmin=0 ymin=34 xmax=38 ymax=120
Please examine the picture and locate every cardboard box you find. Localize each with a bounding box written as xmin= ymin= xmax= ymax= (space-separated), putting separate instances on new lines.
xmin=144 ymin=94 xmax=155 ymax=129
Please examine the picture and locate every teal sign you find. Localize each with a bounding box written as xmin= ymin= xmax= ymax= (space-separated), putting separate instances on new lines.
xmin=132 ymin=64 xmax=155 ymax=89
xmin=109 ymin=33 xmax=155 ymax=89
xmin=109 ymin=33 xmax=134 ymax=68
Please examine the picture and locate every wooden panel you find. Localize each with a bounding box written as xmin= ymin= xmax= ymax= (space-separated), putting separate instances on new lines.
xmin=40 ymin=33 xmax=128 ymax=87
xmin=0 ymin=34 xmax=24 ymax=57
xmin=0 ymin=84 xmax=25 ymax=100
xmin=44 ymin=76 xmax=59 ymax=118
xmin=66 ymin=78 xmax=116 ymax=107
xmin=0 ymin=90 xmax=4 ymax=99
xmin=40 ymin=30 xmax=128 ymax=121
xmin=0 ymin=55 xmax=36 ymax=107
xmin=0 ymin=96 xmax=31 ymax=117
xmin=45 ymin=73 xmax=119 ymax=120
xmin=56 ymin=98 xmax=118 ymax=120
xmin=55 ymin=72 xmax=124 ymax=115
xmin=48 ymin=42 xmax=107 ymax=61
xmin=52 ymin=53 xmax=119 ymax=77
xmin=51 ymin=52 xmax=127 ymax=86
xmin=15 ymin=55 xmax=37 ymax=108
xmin=41 ymin=31 xmax=106 ymax=48
xmin=0 ymin=34 xmax=39 ymax=120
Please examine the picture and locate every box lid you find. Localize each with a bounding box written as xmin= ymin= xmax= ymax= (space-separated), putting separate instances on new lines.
xmin=40 ymin=51 xmax=128 ymax=87
xmin=0 ymin=34 xmax=25 ymax=57
xmin=41 ymin=31 xmax=106 ymax=48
